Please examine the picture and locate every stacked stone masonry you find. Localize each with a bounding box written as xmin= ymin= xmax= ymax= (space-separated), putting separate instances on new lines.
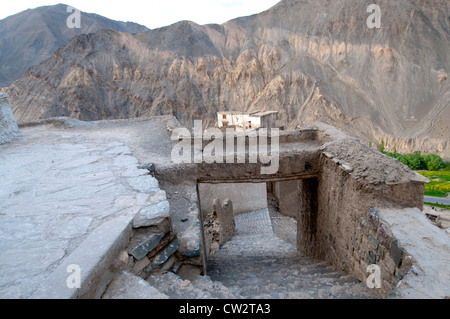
xmin=109 ymin=171 xmax=184 ymax=281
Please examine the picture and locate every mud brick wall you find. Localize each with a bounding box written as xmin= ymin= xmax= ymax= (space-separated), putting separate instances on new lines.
xmin=311 ymin=152 xmax=424 ymax=297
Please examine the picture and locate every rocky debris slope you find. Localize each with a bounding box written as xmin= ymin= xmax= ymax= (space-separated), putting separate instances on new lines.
xmin=4 ymin=0 xmax=449 ymax=159
xmin=145 ymin=271 xmax=241 ymax=299
xmin=103 ymin=269 xmax=241 ymax=299
xmin=101 ymin=272 xmax=169 ymax=299
xmin=0 ymin=4 xmax=149 ymax=88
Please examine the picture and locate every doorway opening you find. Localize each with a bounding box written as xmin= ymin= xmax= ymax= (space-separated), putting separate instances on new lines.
xmin=196 ymin=179 xmax=311 ymax=276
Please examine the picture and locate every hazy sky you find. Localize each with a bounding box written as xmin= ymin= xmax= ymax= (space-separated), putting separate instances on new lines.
xmin=0 ymin=0 xmax=281 ymax=29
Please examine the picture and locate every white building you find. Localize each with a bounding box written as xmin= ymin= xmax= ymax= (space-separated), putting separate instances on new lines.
xmin=217 ymin=111 xmax=279 ymax=131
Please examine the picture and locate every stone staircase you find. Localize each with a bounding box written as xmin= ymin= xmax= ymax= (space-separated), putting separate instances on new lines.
xmin=207 ymin=235 xmax=377 ymax=299
xmin=103 ymin=267 xmax=243 ymax=299
xmin=103 ymin=209 xmax=379 ymax=299
xmin=206 ymin=209 xmax=378 ymax=299
xmin=146 ymin=271 xmax=241 ymax=299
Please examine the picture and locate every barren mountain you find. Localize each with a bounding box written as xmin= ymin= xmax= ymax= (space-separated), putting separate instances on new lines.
xmin=3 ymin=0 xmax=449 ymax=158
xmin=0 ymin=3 xmax=148 ymax=88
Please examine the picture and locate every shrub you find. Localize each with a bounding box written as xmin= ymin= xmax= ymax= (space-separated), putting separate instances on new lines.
xmin=423 ymin=154 xmax=444 ymax=171
xmin=383 ymin=149 xmax=445 ymax=172
xmin=443 ymin=161 xmax=450 ymax=171
xmin=403 ymin=153 xmax=423 ymax=170
xmin=395 ymin=154 xmax=409 ymax=166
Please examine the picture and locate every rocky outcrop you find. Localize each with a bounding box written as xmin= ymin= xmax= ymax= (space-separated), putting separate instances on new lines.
xmin=0 ymin=93 xmax=19 ymax=144
xmin=3 ymin=0 xmax=449 ymax=159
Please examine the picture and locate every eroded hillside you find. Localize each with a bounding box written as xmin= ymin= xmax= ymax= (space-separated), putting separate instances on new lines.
xmin=3 ymin=0 xmax=449 ymax=158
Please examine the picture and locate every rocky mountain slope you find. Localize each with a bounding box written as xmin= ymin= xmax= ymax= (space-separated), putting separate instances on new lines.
xmin=3 ymin=0 xmax=449 ymax=158
xmin=0 ymin=4 xmax=148 ymax=88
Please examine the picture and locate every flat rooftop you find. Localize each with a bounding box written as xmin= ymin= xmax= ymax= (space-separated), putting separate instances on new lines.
xmin=217 ymin=111 xmax=279 ymax=117
xmin=0 ymin=117 xmax=175 ymax=298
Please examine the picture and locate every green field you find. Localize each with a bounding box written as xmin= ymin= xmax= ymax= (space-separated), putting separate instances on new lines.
xmin=419 ymin=171 xmax=450 ymax=197
xmin=419 ymin=170 xmax=450 ymax=181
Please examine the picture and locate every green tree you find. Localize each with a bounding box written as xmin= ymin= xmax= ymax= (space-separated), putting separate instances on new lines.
xmin=423 ymin=154 xmax=444 ymax=171
xmin=404 ymin=153 xmax=422 ymax=170
xmin=396 ymin=154 xmax=408 ymax=167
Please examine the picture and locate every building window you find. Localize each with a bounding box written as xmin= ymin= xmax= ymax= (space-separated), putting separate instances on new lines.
xmin=223 ymin=115 xmax=227 ymax=119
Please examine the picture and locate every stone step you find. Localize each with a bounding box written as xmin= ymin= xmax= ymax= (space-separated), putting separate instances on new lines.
xmin=145 ymin=271 xmax=242 ymax=299
xmin=190 ymin=275 xmax=244 ymax=299
xmin=103 ymin=208 xmax=379 ymax=300
xmin=101 ymin=272 xmax=169 ymax=299
xmin=203 ymin=209 xmax=379 ymax=299
xmin=146 ymin=271 xmax=209 ymax=299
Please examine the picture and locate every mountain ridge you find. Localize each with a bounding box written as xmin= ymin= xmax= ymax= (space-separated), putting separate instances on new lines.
xmin=0 ymin=3 xmax=149 ymax=88
xmin=2 ymin=0 xmax=449 ymax=159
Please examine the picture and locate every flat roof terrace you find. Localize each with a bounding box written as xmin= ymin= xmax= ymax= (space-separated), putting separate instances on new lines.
xmin=0 ymin=117 xmax=175 ymax=298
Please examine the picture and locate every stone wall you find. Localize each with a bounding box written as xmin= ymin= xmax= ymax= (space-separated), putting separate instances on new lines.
xmin=159 ymin=121 xmax=432 ymax=298
xmin=296 ymin=178 xmax=319 ymax=256
xmin=204 ymin=199 xmax=236 ymax=257
xmin=198 ymin=183 xmax=267 ymax=216
xmin=298 ymin=124 xmax=428 ymax=297
xmin=270 ymin=180 xmax=301 ymax=219
xmin=247 ymin=123 xmax=429 ymax=297
xmin=0 ymin=93 xmax=19 ymax=145
xmin=312 ymin=157 xmax=414 ymax=297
